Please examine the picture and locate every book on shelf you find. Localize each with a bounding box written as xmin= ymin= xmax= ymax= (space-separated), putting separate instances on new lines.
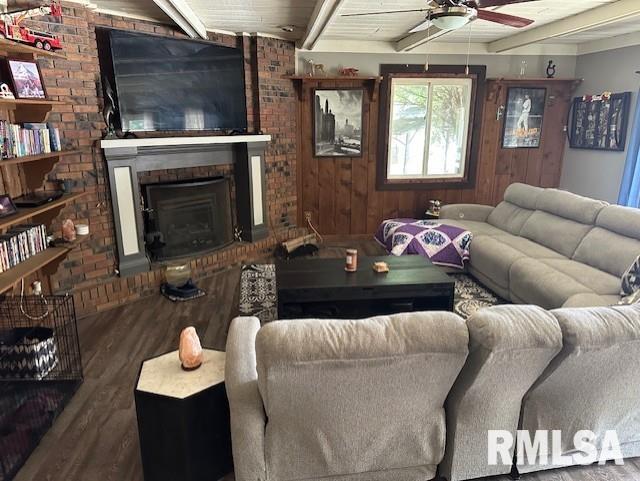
xmin=0 ymin=121 xmax=62 ymax=160
xmin=0 ymin=224 xmax=48 ymax=273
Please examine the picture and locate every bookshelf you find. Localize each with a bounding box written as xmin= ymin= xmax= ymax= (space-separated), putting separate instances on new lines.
xmin=0 ymin=247 xmax=69 ymax=294
xmin=0 ymin=41 xmax=83 ymax=295
xmin=0 ymin=150 xmax=80 ymax=166
xmin=0 ymin=37 xmax=66 ymax=59
xmin=0 ymin=98 xmax=66 ymax=123
xmin=0 ymin=193 xmax=86 ymax=232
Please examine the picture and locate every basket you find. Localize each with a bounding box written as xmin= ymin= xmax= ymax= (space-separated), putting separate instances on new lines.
xmin=0 ymin=327 xmax=58 ymax=380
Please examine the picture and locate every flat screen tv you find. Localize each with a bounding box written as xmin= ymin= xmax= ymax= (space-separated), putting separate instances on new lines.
xmin=98 ymin=29 xmax=247 ymax=133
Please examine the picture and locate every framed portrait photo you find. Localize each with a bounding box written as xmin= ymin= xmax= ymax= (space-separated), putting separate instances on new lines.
xmin=7 ymin=59 xmax=47 ymax=99
xmin=313 ymin=88 xmax=364 ymax=157
xmin=502 ymin=87 xmax=547 ymax=149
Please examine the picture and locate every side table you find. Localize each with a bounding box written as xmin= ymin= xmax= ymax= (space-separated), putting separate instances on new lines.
xmin=134 ymin=349 xmax=233 ymax=481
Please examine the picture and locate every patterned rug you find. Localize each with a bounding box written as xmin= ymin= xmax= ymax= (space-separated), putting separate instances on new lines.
xmin=239 ymin=264 xmax=504 ymax=322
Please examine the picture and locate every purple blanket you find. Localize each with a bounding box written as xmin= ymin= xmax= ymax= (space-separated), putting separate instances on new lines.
xmin=375 ymin=218 xmax=472 ymax=269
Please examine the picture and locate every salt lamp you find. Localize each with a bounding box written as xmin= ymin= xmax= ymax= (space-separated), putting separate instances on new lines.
xmin=62 ymin=219 xmax=76 ymax=242
xmin=179 ymin=326 xmax=203 ymax=370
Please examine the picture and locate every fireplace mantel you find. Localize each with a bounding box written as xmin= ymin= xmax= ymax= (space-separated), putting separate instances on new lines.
xmin=102 ymin=135 xmax=271 ymax=276
xmin=100 ymin=134 xmax=271 ymax=150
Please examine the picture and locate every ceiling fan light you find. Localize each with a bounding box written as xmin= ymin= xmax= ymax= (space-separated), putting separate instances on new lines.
xmin=429 ymin=5 xmax=478 ymax=31
xmin=431 ymin=15 xmax=471 ymax=30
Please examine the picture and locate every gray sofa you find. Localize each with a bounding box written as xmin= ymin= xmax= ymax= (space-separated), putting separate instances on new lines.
xmin=225 ymin=313 xmax=469 ymax=481
xmin=226 ymin=305 xmax=640 ymax=481
xmin=440 ymin=183 xmax=640 ymax=309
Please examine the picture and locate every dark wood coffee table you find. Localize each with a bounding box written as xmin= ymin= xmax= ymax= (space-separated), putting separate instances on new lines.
xmin=276 ymin=255 xmax=454 ymax=319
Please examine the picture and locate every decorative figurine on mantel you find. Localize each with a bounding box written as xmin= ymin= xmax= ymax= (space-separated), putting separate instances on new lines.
xmin=546 ymin=60 xmax=556 ymax=79
xmin=340 ymin=67 xmax=359 ymax=77
xmin=179 ymin=326 xmax=203 ymax=371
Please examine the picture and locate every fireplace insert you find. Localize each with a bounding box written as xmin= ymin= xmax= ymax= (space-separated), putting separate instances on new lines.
xmin=142 ymin=177 xmax=234 ymax=261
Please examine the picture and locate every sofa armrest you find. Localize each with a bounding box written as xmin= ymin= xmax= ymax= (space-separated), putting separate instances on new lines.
xmin=225 ymin=316 xmax=267 ymax=481
xmin=440 ymin=204 xmax=494 ymax=222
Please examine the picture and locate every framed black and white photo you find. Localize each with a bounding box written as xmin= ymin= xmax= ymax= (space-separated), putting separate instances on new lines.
xmin=313 ymin=88 xmax=363 ymax=157
xmin=502 ymin=87 xmax=546 ymax=149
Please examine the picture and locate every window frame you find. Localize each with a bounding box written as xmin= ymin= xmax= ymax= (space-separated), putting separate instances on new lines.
xmin=376 ymin=64 xmax=486 ymax=191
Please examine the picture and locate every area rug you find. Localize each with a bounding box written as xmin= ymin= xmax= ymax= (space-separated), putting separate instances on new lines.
xmin=239 ymin=264 xmax=504 ymax=322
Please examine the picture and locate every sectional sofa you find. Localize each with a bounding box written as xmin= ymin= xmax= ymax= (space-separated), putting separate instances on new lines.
xmin=440 ymin=183 xmax=640 ymax=309
xmin=225 ymin=304 xmax=640 ymax=481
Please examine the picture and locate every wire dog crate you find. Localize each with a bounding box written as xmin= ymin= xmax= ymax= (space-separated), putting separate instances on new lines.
xmin=0 ymin=294 xmax=83 ymax=481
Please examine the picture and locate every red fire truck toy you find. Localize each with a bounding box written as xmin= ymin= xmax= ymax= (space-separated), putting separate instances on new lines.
xmin=0 ymin=2 xmax=63 ymax=51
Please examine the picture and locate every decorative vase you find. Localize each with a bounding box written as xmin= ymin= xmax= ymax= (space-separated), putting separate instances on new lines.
xmin=179 ymin=326 xmax=203 ymax=370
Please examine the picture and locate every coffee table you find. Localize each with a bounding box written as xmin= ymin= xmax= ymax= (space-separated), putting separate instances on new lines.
xmin=276 ymin=255 xmax=454 ymax=319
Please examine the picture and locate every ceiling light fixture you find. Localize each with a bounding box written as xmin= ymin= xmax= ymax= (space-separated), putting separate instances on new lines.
xmin=430 ymin=5 xmax=478 ymax=31
xmin=279 ymin=25 xmax=296 ymax=33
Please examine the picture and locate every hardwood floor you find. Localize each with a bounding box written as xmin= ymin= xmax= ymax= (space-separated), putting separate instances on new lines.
xmin=12 ymin=241 xmax=640 ymax=481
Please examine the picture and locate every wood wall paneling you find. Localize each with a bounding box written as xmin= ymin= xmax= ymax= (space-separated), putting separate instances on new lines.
xmin=297 ymin=77 xmax=578 ymax=236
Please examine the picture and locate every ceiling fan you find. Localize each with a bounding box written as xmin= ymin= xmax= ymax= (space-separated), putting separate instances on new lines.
xmin=341 ymin=0 xmax=537 ymax=35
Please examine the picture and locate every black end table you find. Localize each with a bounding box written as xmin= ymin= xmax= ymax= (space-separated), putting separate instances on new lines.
xmin=134 ymin=349 xmax=233 ymax=481
xmin=277 ymin=255 xmax=455 ymax=319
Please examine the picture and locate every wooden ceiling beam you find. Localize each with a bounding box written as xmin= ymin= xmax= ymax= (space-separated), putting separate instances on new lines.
xmin=152 ymin=0 xmax=207 ymax=39
xmin=394 ymin=25 xmax=450 ymax=52
xmin=488 ymin=0 xmax=640 ymax=53
xmin=299 ymin=0 xmax=345 ymax=50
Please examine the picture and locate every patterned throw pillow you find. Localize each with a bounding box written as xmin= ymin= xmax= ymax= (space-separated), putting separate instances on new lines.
xmin=620 ymin=256 xmax=640 ymax=304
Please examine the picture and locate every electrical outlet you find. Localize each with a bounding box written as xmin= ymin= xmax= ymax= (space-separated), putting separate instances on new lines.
xmin=304 ymin=211 xmax=312 ymax=222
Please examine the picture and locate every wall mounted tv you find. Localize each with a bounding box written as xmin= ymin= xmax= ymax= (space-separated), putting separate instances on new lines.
xmin=97 ymin=29 xmax=248 ymax=133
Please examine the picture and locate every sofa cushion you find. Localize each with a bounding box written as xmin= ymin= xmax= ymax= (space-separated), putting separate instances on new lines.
xmin=487 ymin=201 xmax=535 ymax=235
xmin=510 ymin=258 xmax=593 ymax=309
xmin=562 ymin=293 xmax=620 ymax=308
xmin=503 ymin=182 xmax=543 ymax=209
xmin=596 ymin=204 xmax=640 ymax=240
xmin=469 ymin=236 xmax=528 ymax=290
xmin=438 ymin=219 xmax=505 ymax=237
xmin=535 ymin=188 xmax=608 ymax=225
xmin=573 ymin=227 xmax=640 ymax=278
xmin=520 ymin=211 xmax=593 ymax=258
xmin=492 ymin=234 xmax=565 ymax=260
xmin=255 ymin=313 xmax=468 ymax=481
xmin=539 ymin=259 xmax=621 ymax=296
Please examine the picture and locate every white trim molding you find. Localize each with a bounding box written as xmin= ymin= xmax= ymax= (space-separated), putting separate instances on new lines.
xmin=305 ymin=39 xmax=578 ymax=56
xmin=488 ymin=0 xmax=640 ymax=53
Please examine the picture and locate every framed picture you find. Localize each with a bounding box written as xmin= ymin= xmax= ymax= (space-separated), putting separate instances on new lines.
xmin=313 ymin=88 xmax=363 ymax=157
xmin=501 ymin=87 xmax=547 ymax=149
xmin=7 ymin=59 xmax=47 ymax=99
xmin=0 ymin=195 xmax=17 ymax=218
xmin=568 ymin=92 xmax=631 ymax=151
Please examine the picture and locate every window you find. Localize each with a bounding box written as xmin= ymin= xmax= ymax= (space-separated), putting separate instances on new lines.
xmin=387 ymin=77 xmax=472 ymax=180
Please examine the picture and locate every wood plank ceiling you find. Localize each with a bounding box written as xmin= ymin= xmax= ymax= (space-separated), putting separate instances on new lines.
xmin=87 ymin=0 xmax=638 ymax=49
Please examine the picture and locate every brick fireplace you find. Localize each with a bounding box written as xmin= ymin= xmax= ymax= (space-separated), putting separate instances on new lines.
xmin=15 ymin=3 xmax=300 ymax=316
xmin=101 ymin=135 xmax=271 ymax=276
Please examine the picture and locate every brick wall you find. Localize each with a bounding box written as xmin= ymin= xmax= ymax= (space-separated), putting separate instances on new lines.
xmin=9 ymin=2 xmax=300 ymax=317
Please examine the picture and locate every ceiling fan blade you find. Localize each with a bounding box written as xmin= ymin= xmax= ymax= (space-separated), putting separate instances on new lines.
xmin=409 ymin=19 xmax=432 ymax=33
xmin=341 ymin=9 xmax=431 ymax=17
xmin=476 ymin=9 xmax=534 ymax=27
xmin=474 ymin=0 xmax=538 ymax=6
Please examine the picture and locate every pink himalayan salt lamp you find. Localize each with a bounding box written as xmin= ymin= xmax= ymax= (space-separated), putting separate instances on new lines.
xmin=179 ymin=326 xmax=203 ymax=370
xmin=62 ymin=219 xmax=76 ymax=242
